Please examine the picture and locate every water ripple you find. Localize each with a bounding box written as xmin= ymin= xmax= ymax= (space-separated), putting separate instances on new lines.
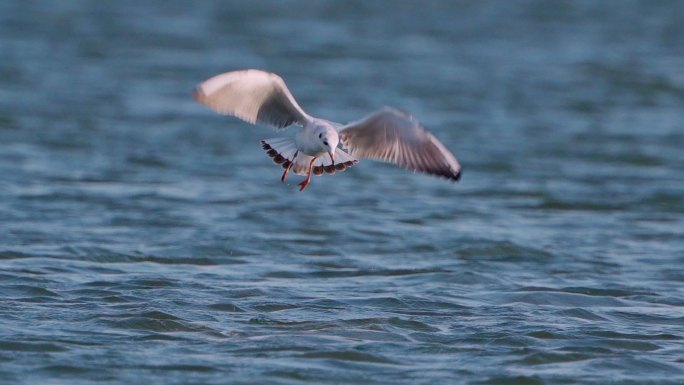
xmin=2 ymin=1 xmax=684 ymax=384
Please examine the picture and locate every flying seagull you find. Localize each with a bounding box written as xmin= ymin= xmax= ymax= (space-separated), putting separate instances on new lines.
xmin=194 ymin=69 xmax=461 ymax=191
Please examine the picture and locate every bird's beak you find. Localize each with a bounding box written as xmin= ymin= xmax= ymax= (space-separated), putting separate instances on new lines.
xmin=329 ymin=151 xmax=335 ymax=165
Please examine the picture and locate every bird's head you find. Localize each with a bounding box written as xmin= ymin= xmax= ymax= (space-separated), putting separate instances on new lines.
xmin=315 ymin=125 xmax=339 ymax=164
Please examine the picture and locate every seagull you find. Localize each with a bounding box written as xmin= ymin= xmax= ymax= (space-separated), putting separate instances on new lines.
xmin=194 ymin=69 xmax=462 ymax=191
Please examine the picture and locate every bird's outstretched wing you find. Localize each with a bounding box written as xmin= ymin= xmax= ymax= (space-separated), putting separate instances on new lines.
xmin=339 ymin=107 xmax=462 ymax=181
xmin=194 ymin=69 xmax=312 ymax=130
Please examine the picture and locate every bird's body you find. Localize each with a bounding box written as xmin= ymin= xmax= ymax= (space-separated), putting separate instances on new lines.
xmin=194 ymin=69 xmax=461 ymax=190
xmin=295 ymin=121 xmax=338 ymax=160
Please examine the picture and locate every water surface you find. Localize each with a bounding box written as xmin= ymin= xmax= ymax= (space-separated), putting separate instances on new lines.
xmin=1 ymin=1 xmax=683 ymax=384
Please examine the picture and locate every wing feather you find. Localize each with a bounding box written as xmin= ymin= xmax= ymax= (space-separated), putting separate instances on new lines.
xmin=194 ymin=69 xmax=312 ymax=130
xmin=339 ymin=107 xmax=462 ymax=181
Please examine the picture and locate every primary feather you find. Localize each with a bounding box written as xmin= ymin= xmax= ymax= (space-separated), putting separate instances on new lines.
xmin=194 ymin=69 xmax=312 ymax=130
xmin=339 ymin=107 xmax=462 ymax=181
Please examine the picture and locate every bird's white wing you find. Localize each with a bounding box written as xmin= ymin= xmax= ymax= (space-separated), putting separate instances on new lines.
xmin=194 ymin=69 xmax=312 ymax=130
xmin=339 ymin=107 xmax=462 ymax=181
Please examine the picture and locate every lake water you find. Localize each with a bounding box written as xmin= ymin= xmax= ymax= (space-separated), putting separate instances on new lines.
xmin=1 ymin=1 xmax=683 ymax=384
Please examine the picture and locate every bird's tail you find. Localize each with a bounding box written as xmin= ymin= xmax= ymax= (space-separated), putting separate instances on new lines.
xmin=261 ymin=138 xmax=358 ymax=176
xmin=311 ymin=148 xmax=358 ymax=176
xmin=261 ymin=138 xmax=302 ymax=173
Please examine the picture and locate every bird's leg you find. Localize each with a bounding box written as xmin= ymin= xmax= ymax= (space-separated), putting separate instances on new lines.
xmin=298 ymin=157 xmax=316 ymax=191
xmin=281 ymin=150 xmax=298 ymax=183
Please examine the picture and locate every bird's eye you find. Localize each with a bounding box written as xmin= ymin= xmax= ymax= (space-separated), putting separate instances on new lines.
xmin=318 ymin=133 xmax=322 ymax=138
xmin=323 ymin=141 xmax=328 ymax=146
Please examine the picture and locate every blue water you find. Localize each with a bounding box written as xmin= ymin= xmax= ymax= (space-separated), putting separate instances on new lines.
xmin=1 ymin=1 xmax=683 ymax=384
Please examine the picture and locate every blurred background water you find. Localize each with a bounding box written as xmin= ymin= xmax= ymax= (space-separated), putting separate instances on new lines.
xmin=1 ymin=1 xmax=683 ymax=384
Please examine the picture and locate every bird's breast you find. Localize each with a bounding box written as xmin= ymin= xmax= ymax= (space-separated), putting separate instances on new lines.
xmin=295 ymin=128 xmax=325 ymax=157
